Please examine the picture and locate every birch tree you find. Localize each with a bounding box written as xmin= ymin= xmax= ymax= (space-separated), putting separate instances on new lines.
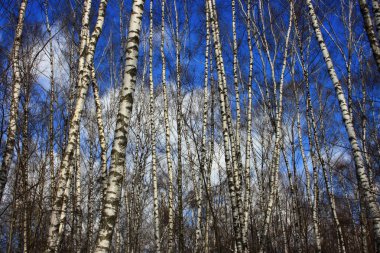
xmin=94 ymin=0 xmax=145 ymax=251
xmin=45 ymin=0 xmax=110 ymax=250
xmin=206 ymin=0 xmax=244 ymax=250
xmin=149 ymin=0 xmax=161 ymax=251
xmin=358 ymin=0 xmax=380 ymax=71
xmin=161 ymin=0 xmax=175 ymax=251
xmin=0 ymin=0 xmax=380 ymax=252
xmin=306 ymin=0 xmax=380 ymax=250
xmin=0 ymin=0 xmax=28 ymax=202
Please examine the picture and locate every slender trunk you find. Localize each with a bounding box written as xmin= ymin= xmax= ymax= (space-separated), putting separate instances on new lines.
xmin=115 ymin=218 xmax=121 ymax=253
xmin=46 ymin=0 xmax=109 ymax=250
xmin=74 ymin=141 xmax=82 ymax=253
xmin=305 ymin=80 xmax=346 ymax=252
xmin=205 ymin=58 xmax=220 ymax=253
xmin=278 ymin=195 xmax=289 ymax=253
xmin=259 ymin=2 xmax=293 ymax=251
xmin=281 ymin=139 xmax=302 ymax=252
xmin=358 ymin=0 xmax=380 ymax=71
xmin=125 ymin=174 xmax=131 ymax=253
xmin=160 ymin=1 xmax=174 ymax=251
xmin=373 ymin=0 xmax=380 ymax=39
xmin=86 ymin=141 xmax=95 ymax=253
xmin=305 ymin=102 xmax=322 ymax=253
xmin=90 ymin=63 xmax=108 ymax=196
xmin=243 ymin=1 xmax=253 ymax=251
xmin=292 ymin=10 xmax=320 ymax=251
xmin=183 ymin=125 xmax=202 ymax=252
xmin=206 ymin=0 xmax=243 ymax=250
xmin=295 ymin=91 xmax=312 ymax=249
xmin=360 ymin=63 xmax=370 ymax=253
xmin=21 ymin=81 xmax=31 ymax=253
xmin=200 ymin=2 xmax=211 ymax=251
xmin=360 ymin=194 xmax=370 ymax=253
xmin=174 ymin=2 xmax=184 ymax=251
xmin=149 ymin=1 xmax=161 ymax=251
xmin=44 ymin=0 xmax=55 ymax=203
xmin=306 ymin=1 xmax=380 ymax=250
xmin=7 ymin=171 xmax=20 ymax=253
xmin=128 ymin=130 xmax=144 ymax=253
xmin=231 ymin=5 xmax=244 ymax=233
xmin=295 ymin=94 xmax=311 ymax=205
xmin=46 ymin=0 xmax=91 ymax=249
xmin=94 ymin=0 xmax=145 ymax=251
xmin=0 ymin=0 xmax=28 ymax=202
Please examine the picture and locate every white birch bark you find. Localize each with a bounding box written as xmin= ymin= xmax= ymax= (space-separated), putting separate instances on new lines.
xmin=174 ymin=2 xmax=185 ymax=250
xmin=43 ymin=0 xmax=56 ymax=203
xmin=306 ymin=0 xmax=380 ymax=249
xmin=94 ymin=0 xmax=145 ymax=251
xmin=46 ymin=0 xmax=109 ymax=250
xmin=74 ymin=143 xmax=82 ymax=253
xmin=292 ymin=12 xmax=321 ymax=250
xmin=21 ymin=82 xmax=31 ymax=253
xmin=204 ymin=9 xmax=213 ymax=250
xmin=86 ymin=141 xmax=95 ymax=252
xmin=231 ymin=4 xmax=244 ymax=222
xmin=305 ymin=101 xmax=322 ymax=253
xmin=230 ymin=2 xmax=246 ymax=244
xmin=360 ymin=71 xmax=370 ymax=253
xmin=358 ymin=0 xmax=380 ymax=71
xmin=183 ymin=125 xmax=202 ymax=252
xmin=259 ymin=2 xmax=293 ymax=251
xmin=160 ymin=1 xmax=174 ymax=251
xmin=149 ymin=0 xmax=161 ymax=251
xmin=307 ymin=84 xmax=346 ymax=253
xmin=90 ymin=63 xmax=108 ymax=196
xmin=0 ymin=0 xmax=28 ymax=202
xmin=372 ymin=0 xmax=380 ymax=39
xmin=207 ymin=0 xmax=244 ymax=250
xmin=242 ymin=1 xmax=253 ymax=250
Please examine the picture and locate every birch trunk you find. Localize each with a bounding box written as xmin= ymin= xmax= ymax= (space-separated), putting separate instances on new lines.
xmin=296 ymin=96 xmax=311 ymax=206
xmin=231 ymin=2 xmax=246 ymax=245
xmin=281 ymin=142 xmax=300 ymax=252
xmin=243 ymin=1 xmax=253 ymax=250
xmin=21 ymin=82 xmax=31 ymax=253
xmin=305 ymin=101 xmax=322 ymax=253
xmin=207 ymin=0 xmax=243 ymax=250
xmin=90 ymin=63 xmax=108 ymax=196
xmin=45 ymin=0 xmax=91 ymax=249
xmin=292 ymin=11 xmax=321 ymax=250
xmin=0 ymin=0 xmax=28 ymax=202
xmin=160 ymin=1 xmax=174 ymax=251
xmin=306 ymin=0 xmax=380 ymax=249
xmin=94 ymin=0 xmax=145 ymax=251
xmin=358 ymin=0 xmax=380 ymax=71
xmin=201 ymin=3 xmax=211 ymax=251
xmin=86 ymin=141 xmax=95 ymax=252
xmin=7 ymin=171 xmax=20 ymax=253
xmin=360 ymin=194 xmax=370 ymax=253
xmin=74 ymin=143 xmax=82 ymax=253
xmin=231 ymin=2 xmax=244 ymax=217
xmin=183 ymin=125 xmax=202 ymax=252
xmin=373 ymin=0 xmax=380 ymax=39
xmin=149 ymin=0 xmax=161 ymax=251
xmin=259 ymin=2 xmax=293 ymax=251
xmin=44 ymin=0 xmax=55 ymax=203
xmin=360 ymin=69 xmax=370 ymax=253
xmin=46 ymin=0 xmax=109 ymax=250
xmin=205 ymin=57 xmax=217 ymax=252
xmin=307 ymin=84 xmax=346 ymax=253
xmin=174 ymin=2 xmax=185 ymax=250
